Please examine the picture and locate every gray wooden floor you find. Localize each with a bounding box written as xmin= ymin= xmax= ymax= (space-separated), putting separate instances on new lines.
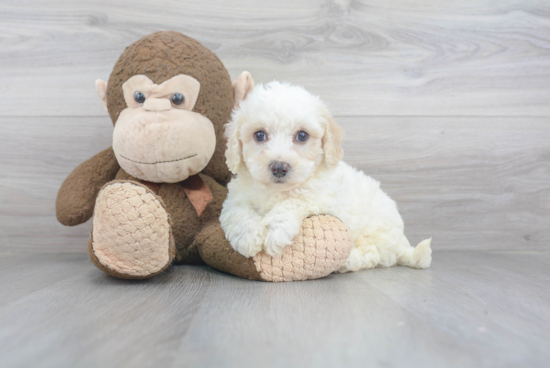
xmin=1 ymin=250 xmax=549 ymax=368
xmin=1 ymin=0 xmax=550 ymax=367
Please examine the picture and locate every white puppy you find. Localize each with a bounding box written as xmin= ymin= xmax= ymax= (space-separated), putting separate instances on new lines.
xmin=220 ymin=79 xmax=432 ymax=272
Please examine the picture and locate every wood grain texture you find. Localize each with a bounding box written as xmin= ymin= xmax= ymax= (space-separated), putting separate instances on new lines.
xmin=0 ymin=0 xmax=549 ymax=116
xmin=344 ymin=116 xmax=550 ymax=250
xmin=1 ymin=3 xmax=549 ymax=367
xmin=0 ymin=250 xmax=549 ymax=367
xmin=1 ymin=115 xmax=548 ymax=252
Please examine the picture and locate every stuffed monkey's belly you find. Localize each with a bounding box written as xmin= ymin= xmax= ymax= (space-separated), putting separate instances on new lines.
xmin=157 ymin=181 xmax=203 ymax=264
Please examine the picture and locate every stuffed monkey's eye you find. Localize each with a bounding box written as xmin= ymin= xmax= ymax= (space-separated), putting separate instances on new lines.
xmin=296 ymin=130 xmax=309 ymax=142
xmin=171 ymin=93 xmax=184 ymax=106
xmin=134 ymin=91 xmax=146 ymax=104
xmin=254 ymin=131 xmax=267 ymax=142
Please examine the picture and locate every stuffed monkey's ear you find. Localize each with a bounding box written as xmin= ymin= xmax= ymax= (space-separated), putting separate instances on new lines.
xmin=322 ymin=113 xmax=343 ymax=169
xmin=232 ymin=71 xmax=255 ymax=108
xmin=224 ymin=119 xmax=243 ymax=174
xmin=95 ymin=79 xmax=108 ymax=113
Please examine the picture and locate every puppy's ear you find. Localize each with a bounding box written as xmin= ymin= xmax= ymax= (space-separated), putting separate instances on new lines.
xmin=232 ymin=71 xmax=255 ymax=108
xmin=224 ymin=119 xmax=242 ymax=174
xmin=95 ymin=79 xmax=108 ymax=113
xmin=322 ymin=113 xmax=343 ymax=168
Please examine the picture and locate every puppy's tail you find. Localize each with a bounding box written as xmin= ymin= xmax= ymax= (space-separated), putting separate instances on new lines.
xmin=397 ymin=238 xmax=432 ymax=269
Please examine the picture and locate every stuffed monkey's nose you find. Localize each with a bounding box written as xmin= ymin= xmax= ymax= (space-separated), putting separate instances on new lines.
xmin=270 ymin=161 xmax=291 ymax=178
xmin=143 ymin=98 xmax=171 ymax=112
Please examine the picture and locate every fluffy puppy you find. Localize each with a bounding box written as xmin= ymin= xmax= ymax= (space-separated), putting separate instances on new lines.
xmin=220 ymin=81 xmax=432 ymax=272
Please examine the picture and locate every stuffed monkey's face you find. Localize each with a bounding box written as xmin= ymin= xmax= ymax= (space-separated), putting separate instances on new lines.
xmin=110 ymin=75 xmax=216 ymax=183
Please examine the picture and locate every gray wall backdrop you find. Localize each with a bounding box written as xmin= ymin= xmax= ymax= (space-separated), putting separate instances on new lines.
xmin=1 ymin=0 xmax=549 ymax=252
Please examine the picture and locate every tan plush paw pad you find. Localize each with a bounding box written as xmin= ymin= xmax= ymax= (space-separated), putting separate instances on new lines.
xmin=92 ymin=182 xmax=171 ymax=277
xmin=253 ymin=215 xmax=352 ymax=282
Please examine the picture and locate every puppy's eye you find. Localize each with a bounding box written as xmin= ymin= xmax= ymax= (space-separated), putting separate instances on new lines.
xmin=296 ymin=131 xmax=309 ymax=142
xmin=254 ymin=131 xmax=267 ymax=142
xmin=171 ymin=93 xmax=184 ymax=106
xmin=134 ymin=91 xmax=146 ymax=104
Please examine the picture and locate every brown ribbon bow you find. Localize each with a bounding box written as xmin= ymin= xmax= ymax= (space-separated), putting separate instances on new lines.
xmin=139 ymin=174 xmax=213 ymax=217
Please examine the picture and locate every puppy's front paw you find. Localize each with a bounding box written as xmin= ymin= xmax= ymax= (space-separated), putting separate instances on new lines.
xmin=264 ymin=218 xmax=300 ymax=257
xmin=225 ymin=218 xmax=266 ymax=258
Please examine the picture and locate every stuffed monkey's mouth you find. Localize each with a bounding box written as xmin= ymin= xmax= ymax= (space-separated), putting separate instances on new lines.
xmin=119 ymin=153 xmax=197 ymax=165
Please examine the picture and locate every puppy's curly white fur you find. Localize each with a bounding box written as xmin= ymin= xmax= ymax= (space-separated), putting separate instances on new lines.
xmin=221 ymin=79 xmax=432 ymax=271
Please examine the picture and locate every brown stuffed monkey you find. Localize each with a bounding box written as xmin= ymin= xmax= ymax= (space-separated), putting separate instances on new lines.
xmin=56 ymin=31 xmax=352 ymax=281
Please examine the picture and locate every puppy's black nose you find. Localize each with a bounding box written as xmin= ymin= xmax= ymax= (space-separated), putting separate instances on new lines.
xmin=270 ymin=161 xmax=290 ymax=178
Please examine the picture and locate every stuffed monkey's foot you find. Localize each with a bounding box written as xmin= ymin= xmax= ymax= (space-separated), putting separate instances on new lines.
xmin=253 ymin=215 xmax=352 ymax=282
xmin=88 ymin=181 xmax=175 ymax=279
xmin=198 ymin=215 xmax=352 ymax=282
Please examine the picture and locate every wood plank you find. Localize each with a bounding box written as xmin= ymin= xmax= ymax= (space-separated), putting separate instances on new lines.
xmin=0 ymin=261 xmax=215 ymax=368
xmin=343 ymin=116 xmax=550 ymax=250
xmin=0 ymin=0 xmax=549 ymax=116
xmin=175 ymin=250 xmax=550 ymax=367
xmin=175 ymin=270 xmax=480 ymax=368
xmin=0 ymin=251 xmax=549 ymax=367
xmin=1 ymin=116 xmax=548 ymax=252
xmin=0 ymin=253 xmax=90 ymax=307
xmin=362 ymin=251 xmax=550 ymax=364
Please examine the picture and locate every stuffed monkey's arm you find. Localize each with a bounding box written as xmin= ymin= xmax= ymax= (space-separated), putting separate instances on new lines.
xmin=56 ymin=147 xmax=120 ymax=226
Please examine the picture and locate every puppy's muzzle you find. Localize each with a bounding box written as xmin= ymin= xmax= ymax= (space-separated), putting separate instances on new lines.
xmin=270 ymin=161 xmax=290 ymax=178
